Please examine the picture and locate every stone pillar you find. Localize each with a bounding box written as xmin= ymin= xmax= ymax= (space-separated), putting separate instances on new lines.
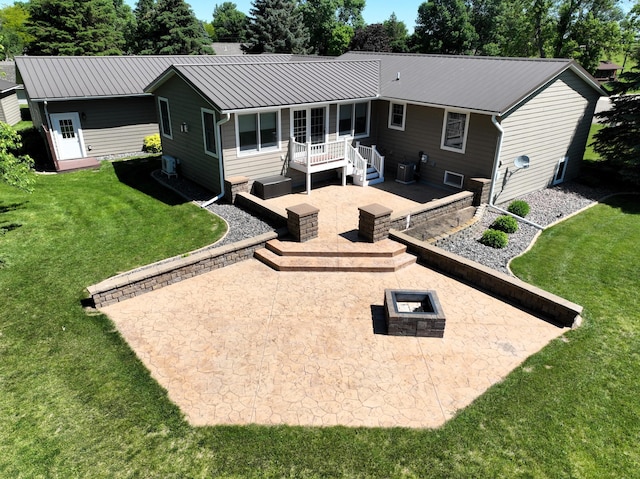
xmin=224 ymin=176 xmax=250 ymax=204
xmin=466 ymin=177 xmax=492 ymax=206
xmin=358 ymin=203 xmax=392 ymax=243
xmin=286 ymin=203 xmax=319 ymax=242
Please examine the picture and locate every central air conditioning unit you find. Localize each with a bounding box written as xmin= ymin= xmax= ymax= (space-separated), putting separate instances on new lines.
xmin=396 ymin=162 xmax=416 ymax=184
xmin=161 ymin=154 xmax=177 ymax=178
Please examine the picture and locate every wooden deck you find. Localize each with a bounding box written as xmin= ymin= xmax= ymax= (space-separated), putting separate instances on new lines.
xmin=55 ymin=157 xmax=100 ymax=172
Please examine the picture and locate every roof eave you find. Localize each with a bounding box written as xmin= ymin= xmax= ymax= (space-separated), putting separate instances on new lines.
xmin=221 ymin=95 xmax=380 ymax=114
xmin=378 ymin=96 xmax=500 ymax=116
xmin=29 ymin=93 xmax=153 ymax=102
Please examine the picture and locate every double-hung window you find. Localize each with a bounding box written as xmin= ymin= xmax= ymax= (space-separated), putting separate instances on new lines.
xmin=158 ymin=97 xmax=172 ymax=139
xmin=441 ymin=110 xmax=469 ymax=153
xmin=388 ymin=102 xmax=406 ymax=130
xmin=338 ymin=102 xmax=369 ymax=138
xmin=201 ymin=108 xmax=218 ymax=157
xmin=237 ymin=110 xmax=279 ymax=154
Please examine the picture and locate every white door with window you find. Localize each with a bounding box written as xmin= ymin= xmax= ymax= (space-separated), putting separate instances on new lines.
xmin=50 ymin=112 xmax=86 ymax=160
xmin=292 ymin=107 xmax=326 ymax=144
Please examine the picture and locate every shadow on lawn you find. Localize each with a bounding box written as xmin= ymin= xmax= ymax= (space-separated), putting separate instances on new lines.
xmin=112 ymin=157 xmax=188 ymax=206
xmin=604 ymin=193 xmax=640 ymax=215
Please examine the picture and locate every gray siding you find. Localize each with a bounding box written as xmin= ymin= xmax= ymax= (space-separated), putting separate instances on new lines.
xmin=0 ymin=92 xmax=21 ymax=125
xmin=154 ymin=75 xmax=221 ymax=193
xmin=495 ymin=69 xmax=600 ymax=202
xmin=46 ymin=97 xmax=158 ymax=158
xmin=370 ymin=100 xmax=497 ymax=187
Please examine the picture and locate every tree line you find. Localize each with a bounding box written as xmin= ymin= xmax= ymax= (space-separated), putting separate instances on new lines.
xmin=0 ymin=0 xmax=636 ymax=74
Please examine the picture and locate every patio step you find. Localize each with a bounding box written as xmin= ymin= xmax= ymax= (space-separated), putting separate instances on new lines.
xmin=255 ymin=239 xmax=416 ymax=272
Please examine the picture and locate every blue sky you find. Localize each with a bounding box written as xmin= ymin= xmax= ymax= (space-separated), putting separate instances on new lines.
xmin=125 ymin=0 xmax=637 ymax=33
xmin=125 ymin=1 xmax=425 ymax=31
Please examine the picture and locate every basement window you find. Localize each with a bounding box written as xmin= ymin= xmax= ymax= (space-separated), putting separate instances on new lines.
xmin=443 ymin=170 xmax=464 ymax=188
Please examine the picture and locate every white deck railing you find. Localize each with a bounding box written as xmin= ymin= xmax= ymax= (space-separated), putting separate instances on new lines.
xmin=357 ymin=143 xmax=385 ymax=180
xmin=290 ymin=137 xmax=351 ymax=168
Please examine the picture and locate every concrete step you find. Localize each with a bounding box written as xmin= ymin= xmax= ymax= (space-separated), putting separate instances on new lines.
xmin=265 ymin=238 xmax=406 ymax=258
xmin=254 ymin=247 xmax=416 ymax=272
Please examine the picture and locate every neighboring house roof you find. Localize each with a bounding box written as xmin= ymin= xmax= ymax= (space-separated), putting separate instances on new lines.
xmin=145 ymin=60 xmax=380 ymax=112
xmin=0 ymin=61 xmax=18 ymax=83
xmin=15 ymin=54 xmax=294 ymax=101
xmin=339 ymin=52 xmax=604 ymax=115
xmin=597 ymin=61 xmax=622 ymax=72
xmin=0 ymin=78 xmax=19 ymax=94
xmin=212 ymin=43 xmax=245 ymax=55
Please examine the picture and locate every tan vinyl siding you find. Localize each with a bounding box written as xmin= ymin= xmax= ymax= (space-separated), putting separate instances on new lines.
xmin=495 ymin=69 xmax=600 ymax=203
xmin=371 ymin=100 xmax=497 ymax=187
xmin=154 ymin=76 xmax=221 ymax=193
xmin=0 ymin=92 xmax=21 ymax=125
xmin=46 ymin=97 xmax=158 ymax=158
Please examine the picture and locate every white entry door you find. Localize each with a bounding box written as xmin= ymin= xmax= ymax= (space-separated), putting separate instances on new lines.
xmin=50 ymin=112 xmax=85 ymax=160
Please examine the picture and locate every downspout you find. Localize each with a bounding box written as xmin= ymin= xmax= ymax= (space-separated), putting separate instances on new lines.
xmin=202 ymin=112 xmax=231 ymax=208
xmin=489 ymin=115 xmax=544 ymax=230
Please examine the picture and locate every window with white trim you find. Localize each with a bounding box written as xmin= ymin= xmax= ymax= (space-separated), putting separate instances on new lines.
xmin=236 ymin=110 xmax=279 ymax=154
xmin=338 ymin=101 xmax=369 ymax=138
xmin=201 ymin=109 xmax=218 ymax=157
xmin=443 ymin=170 xmax=464 ymax=188
xmin=441 ymin=110 xmax=469 ymax=153
xmin=553 ymin=156 xmax=568 ymax=185
xmin=291 ymin=107 xmax=327 ymax=144
xmin=388 ymin=102 xmax=406 ymax=130
xmin=158 ymin=97 xmax=172 ymax=139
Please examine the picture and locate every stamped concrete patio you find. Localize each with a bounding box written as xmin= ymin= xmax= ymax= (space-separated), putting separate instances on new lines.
xmin=101 ymin=183 xmax=567 ymax=428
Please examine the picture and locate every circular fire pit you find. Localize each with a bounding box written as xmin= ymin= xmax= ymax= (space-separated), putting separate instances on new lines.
xmin=384 ymin=289 xmax=446 ymax=337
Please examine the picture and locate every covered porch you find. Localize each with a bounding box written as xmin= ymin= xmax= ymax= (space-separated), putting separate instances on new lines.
xmin=288 ymin=137 xmax=385 ymax=194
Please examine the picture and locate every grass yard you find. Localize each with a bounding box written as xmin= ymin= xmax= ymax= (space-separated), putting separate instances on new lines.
xmin=1 ymin=160 xmax=639 ymax=477
xmin=583 ymin=123 xmax=604 ymax=163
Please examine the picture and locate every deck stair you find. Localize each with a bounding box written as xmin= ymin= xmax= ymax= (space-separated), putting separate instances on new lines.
xmin=254 ymin=238 xmax=416 ymax=272
xmin=353 ymin=165 xmax=384 ymax=187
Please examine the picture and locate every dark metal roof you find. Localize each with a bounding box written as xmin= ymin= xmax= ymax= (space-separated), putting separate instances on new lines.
xmin=0 ymin=78 xmax=19 ymax=93
xmin=15 ymin=54 xmax=294 ymax=101
xmin=339 ymin=52 xmax=603 ymax=115
xmin=147 ymin=60 xmax=380 ymax=111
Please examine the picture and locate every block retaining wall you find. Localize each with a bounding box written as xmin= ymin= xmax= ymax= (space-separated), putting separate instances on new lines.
xmin=389 ymin=229 xmax=582 ymax=327
xmin=88 ymin=231 xmax=278 ymax=308
xmin=390 ymin=191 xmax=474 ymax=231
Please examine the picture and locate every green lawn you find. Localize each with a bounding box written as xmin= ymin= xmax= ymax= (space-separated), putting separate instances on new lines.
xmin=584 ymin=123 xmax=603 ymax=163
xmin=2 ymin=162 xmax=639 ymax=477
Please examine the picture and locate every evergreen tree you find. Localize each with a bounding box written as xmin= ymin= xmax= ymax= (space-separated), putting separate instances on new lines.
xmin=414 ymin=0 xmax=477 ymax=54
xmin=26 ymin=0 xmax=124 ymax=55
xmin=383 ymin=12 xmax=409 ymax=53
xmin=594 ymin=47 xmax=640 ymax=186
xmin=143 ymin=0 xmax=212 ymax=55
xmin=211 ymin=2 xmax=248 ymax=42
xmin=132 ymin=0 xmax=156 ymax=54
xmin=244 ymin=0 xmax=309 ymax=54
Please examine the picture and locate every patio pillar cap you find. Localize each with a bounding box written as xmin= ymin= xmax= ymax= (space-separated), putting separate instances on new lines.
xmin=359 ymin=203 xmax=393 ymax=218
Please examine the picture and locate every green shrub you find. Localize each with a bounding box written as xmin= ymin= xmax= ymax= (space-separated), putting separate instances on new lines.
xmin=480 ymin=229 xmax=509 ymax=248
xmin=507 ymin=199 xmax=530 ymax=218
xmin=491 ymin=215 xmax=519 ymax=234
xmin=143 ymin=133 xmax=162 ymax=153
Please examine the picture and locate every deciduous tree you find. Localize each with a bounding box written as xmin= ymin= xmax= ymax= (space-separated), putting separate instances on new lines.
xmin=211 ymin=2 xmax=248 ymax=42
xmin=0 ymin=4 xmax=34 ymax=58
xmin=300 ymin=0 xmax=364 ymax=55
xmin=0 ymin=122 xmax=34 ymax=192
xmin=414 ymin=0 xmax=477 ymax=54
xmin=350 ymin=24 xmax=392 ymax=52
xmin=594 ymin=47 xmax=640 ymax=186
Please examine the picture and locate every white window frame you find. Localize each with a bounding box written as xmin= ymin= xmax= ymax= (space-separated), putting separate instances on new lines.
xmin=158 ymin=97 xmax=172 ymax=139
xmin=337 ymin=101 xmax=370 ymax=139
xmin=553 ymin=156 xmax=568 ymax=185
xmin=443 ymin=170 xmax=464 ymax=188
xmin=440 ymin=109 xmax=470 ymax=154
xmin=289 ymin=106 xmax=329 ymax=144
xmin=201 ymin=108 xmax=219 ymax=158
xmin=235 ymin=109 xmax=281 ymax=156
xmin=388 ymin=101 xmax=406 ymax=131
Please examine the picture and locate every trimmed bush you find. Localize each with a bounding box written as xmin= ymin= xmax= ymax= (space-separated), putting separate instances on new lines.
xmin=491 ymin=215 xmax=519 ymax=234
xmin=480 ymin=229 xmax=509 ymax=249
xmin=507 ymin=199 xmax=530 ymax=218
xmin=143 ymin=133 xmax=162 ymax=153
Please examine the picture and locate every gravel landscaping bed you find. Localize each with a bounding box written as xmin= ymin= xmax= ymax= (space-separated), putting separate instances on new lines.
xmin=436 ymin=182 xmax=618 ymax=275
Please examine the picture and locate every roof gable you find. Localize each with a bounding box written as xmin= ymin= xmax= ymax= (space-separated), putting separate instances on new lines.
xmin=339 ymin=52 xmax=604 ymax=115
xmin=147 ymin=60 xmax=380 ymax=111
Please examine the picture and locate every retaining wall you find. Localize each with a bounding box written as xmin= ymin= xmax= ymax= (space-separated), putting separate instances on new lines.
xmin=390 ymin=229 xmax=582 ymax=327
xmin=390 ymin=191 xmax=474 ymax=231
xmin=88 ymin=231 xmax=278 ymax=308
